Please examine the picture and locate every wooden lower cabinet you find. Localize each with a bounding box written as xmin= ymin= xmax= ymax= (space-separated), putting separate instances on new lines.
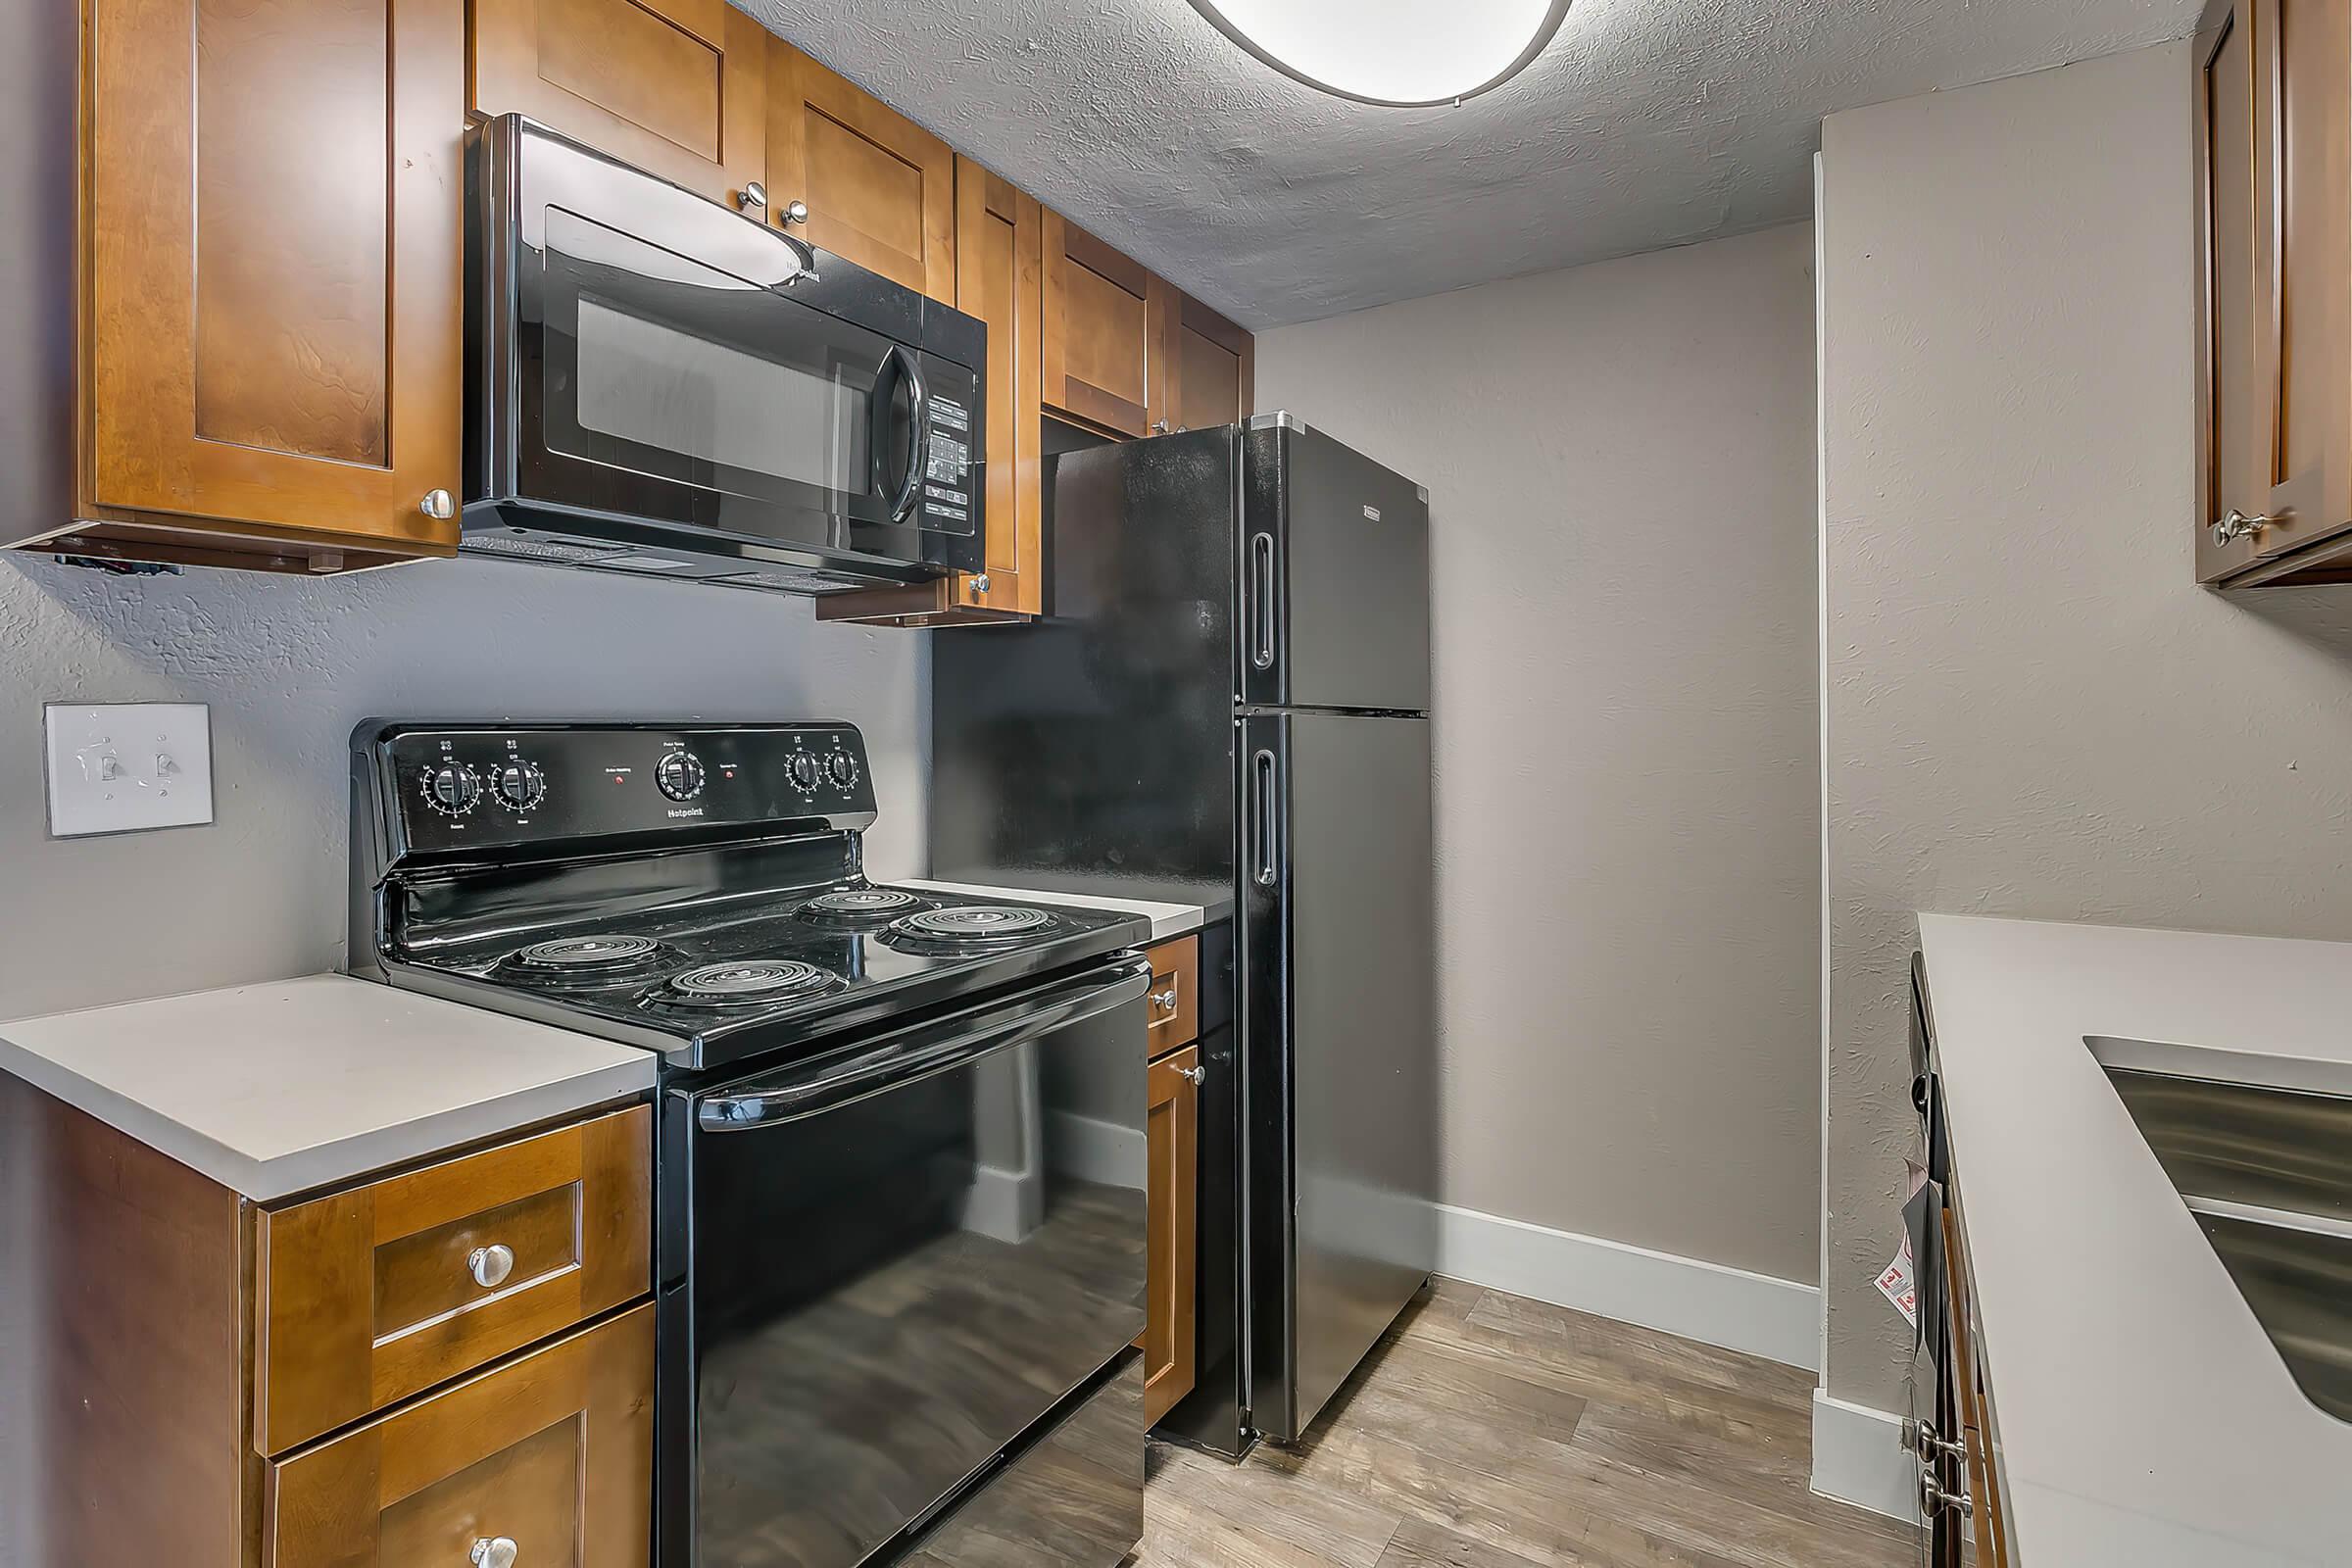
xmin=1938 ymin=1201 xmax=2014 ymax=1567
xmin=1142 ymin=1043 xmax=1200 ymax=1427
xmin=0 ymin=1072 xmax=656 ymax=1568
xmin=267 ymin=1305 xmax=655 ymax=1568
xmin=255 ymin=1105 xmax=653 ymax=1454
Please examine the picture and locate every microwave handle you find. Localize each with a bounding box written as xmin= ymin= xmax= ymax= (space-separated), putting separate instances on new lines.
xmin=872 ymin=346 xmax=930 ymax=521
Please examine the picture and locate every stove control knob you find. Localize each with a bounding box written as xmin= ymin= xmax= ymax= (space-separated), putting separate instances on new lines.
xmin=788 ymin=753 xmax=822 ymax=794
xmin=424 ymin=762 xmax=481 ymax=815
xmin=657 ymin=750 xmax=706 ymax=802
xmin=826 ymin=752 xmax=859 ymax=790
xmin=493 ymin=760 xmax=546 ymax=812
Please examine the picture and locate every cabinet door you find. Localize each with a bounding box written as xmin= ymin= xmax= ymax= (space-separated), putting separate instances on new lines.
xmin=1159 ymin=291 xmax=1255 ymax=433
xmin=2253 ymin=0 xmax=2352 ymax=560
xmin=2198 ymin=0 xmax=2270 ymax=580
xmin=266 ymin=1305 xmax=653 ymax=1568
xmin=80 ymin=0 xmax=464 ymax=564
xmin=1045 ymin=212 xmax=1154 ymax=438
xmin=956 ymin=161 xmax=1046 ymax=613
xmin=767 ymin=41 xmax=956 ymax=303
xmin=470 ymin=0 xmax=766 ymax=209
xmin=1142 ymin=1045 xmax=1200 ymax=1427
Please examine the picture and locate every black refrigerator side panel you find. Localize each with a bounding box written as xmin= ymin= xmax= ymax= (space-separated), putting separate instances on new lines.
xmin=1239 ymin=421 xmax=1433 ymax=714
xmin=930 ymin=427 xmax=1240 ymax=906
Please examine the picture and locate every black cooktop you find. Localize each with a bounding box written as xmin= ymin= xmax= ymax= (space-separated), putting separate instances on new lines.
xmin=398 ymin=881 xmax=1148 ymax=1070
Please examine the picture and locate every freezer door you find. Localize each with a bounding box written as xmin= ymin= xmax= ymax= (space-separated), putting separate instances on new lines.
xmin=1241 ymin=710 xmax=1438 ymax=1442
xmin=1240 ymin=420 xmax=1432 ymax=713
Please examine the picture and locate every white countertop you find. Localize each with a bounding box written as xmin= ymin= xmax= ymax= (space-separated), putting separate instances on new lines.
xmin=0 ymin=975 xmax=656 ymax=1201
xmin=901 ymin=881 xmax=1211 ymax=943
xmin=1918 ymin=914 xmax=2352 ymax=1566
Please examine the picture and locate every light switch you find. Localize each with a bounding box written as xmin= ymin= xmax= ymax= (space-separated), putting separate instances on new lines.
xmin=43 ymin=703 xmax=214 ymax=837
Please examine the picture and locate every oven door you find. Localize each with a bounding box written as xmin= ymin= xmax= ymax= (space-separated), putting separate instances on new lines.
xmin=478 ymin=117 xmax=982 ymax=582
xmin=663 ymin=957 xmax=1151 ymax=1568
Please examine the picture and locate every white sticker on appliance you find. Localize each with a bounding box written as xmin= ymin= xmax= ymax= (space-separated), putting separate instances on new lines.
xmin=1362 ymin=505 xmax=1381 ymax=521
xmin=1876 ymin=1242 xmax=1918 ymax=1329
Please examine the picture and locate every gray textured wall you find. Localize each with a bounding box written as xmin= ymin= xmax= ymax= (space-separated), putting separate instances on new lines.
xmin=0 ymin=557 xmax=929 ymax=1021
xmin=1256 ymin=222 xmax=1823 ymax=1284
xmin=1818 ymin=40 xmax=2352 ymax=1413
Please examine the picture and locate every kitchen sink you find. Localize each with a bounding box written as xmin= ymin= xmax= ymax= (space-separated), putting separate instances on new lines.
xmin=2096 ymin=1043 xmax=2352 ymax=1424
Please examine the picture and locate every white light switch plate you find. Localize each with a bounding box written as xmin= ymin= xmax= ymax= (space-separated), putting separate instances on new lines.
xmin=43 ymin=703 xmax=215 ymax=837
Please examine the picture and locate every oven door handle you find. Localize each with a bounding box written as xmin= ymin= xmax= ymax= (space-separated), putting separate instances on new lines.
xmin=697 ymin=958 xmax=1152 ymax=1131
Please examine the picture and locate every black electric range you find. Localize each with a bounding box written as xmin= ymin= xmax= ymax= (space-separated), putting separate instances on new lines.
xmin=345 ymin=720 xmax=1154 ymax=1568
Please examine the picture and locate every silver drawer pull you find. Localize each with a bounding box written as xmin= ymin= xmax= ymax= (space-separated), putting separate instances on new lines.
xmin=470 ymin=1538 xmax=517 ymax=1568
xmin=1176 ymin=1063 xmax=1205 ymax=1086
xmin=1920 ymin=1469 xmax=1974 ymax=1520
xmin=1150 ymin=987 xmax=1180 ymax=1013
xmin=467 ymin=1244 xmax=514 ymax=1289
xmin=1900 ymin=1416 xmax=1964 ymax=1460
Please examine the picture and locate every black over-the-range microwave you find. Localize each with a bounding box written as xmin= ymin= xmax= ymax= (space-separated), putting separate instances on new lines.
xmin=464 ymin=114 xmax=984 ymax=596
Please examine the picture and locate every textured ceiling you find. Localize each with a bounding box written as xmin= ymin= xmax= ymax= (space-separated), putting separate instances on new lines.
xmin=733 ymin=0 xmax=2205 ymax=328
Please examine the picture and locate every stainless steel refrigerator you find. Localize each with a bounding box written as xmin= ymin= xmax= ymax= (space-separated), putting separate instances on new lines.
xmin=930 ymin=414 xmax=1437 ymax=1454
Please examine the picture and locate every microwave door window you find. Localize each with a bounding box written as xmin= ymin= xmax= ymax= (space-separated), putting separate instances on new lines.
xmin=537 ymin=207 xmax=899 ymax=525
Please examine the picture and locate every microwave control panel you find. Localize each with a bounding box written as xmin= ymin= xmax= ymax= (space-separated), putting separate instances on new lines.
xmin=919 ymin=392 xmax=976 ymax=534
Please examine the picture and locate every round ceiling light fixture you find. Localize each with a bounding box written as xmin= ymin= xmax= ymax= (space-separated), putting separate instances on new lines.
xmin=1187 ymin=0 xmax=1571 ymax=108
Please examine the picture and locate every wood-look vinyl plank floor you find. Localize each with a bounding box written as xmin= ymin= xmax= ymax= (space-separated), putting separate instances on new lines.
xmin=1138 ymin=1279 xmax=1915 ymax=1568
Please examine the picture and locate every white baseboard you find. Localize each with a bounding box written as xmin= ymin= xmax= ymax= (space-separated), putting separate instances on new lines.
xmin=1809 ymin=1390 xmax=1916 ymax=1521
xmin=1432 ymin=1202 xmax=1821 ymax=1371
xmin=1043 ymin=1114 xmax=1820 ymax=1374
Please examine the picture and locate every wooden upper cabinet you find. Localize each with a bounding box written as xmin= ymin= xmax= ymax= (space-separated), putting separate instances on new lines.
xmin=469 ymin=0 xmax=766 ymax=209
xmin=767 ymin=41 xmax=956 ymax=303
xmin=62 ymin=0 xmax=466 ymax=571
xmin=2198 ymin=0 xmax=2352 ymax=584
xmin=955 ymin=160 xmax=1047 ymax=614
xmin=2198 ymin=0 xmax=2267 ymax=581
xmin=1160 ymin=290 xmax=1255 ymax=433
xmin=1045 ymin=212 xmax=1155 ymax=437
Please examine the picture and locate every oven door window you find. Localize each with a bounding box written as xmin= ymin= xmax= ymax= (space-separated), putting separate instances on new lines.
xmin=535 ymin=208 xmax=913 ymax=529
xmin=687 ymin=994 xmax=1147 ymax=1568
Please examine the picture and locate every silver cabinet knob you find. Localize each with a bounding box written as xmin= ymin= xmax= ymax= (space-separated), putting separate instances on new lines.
xmin=1151 ymin=419 xmax=1172 ymax=434
xmin=735 ymin=181 xmax=767 ymax=213
xmin=2211 ymin=508 xmax=2275 ymax=546
xmin=420 ymin=488 xmax=457 ymax=520
xmin=1176 ymin=1063 xmax=1205 ymax=1085
xmin=780 ymin=199 xmax=810 ymax=227
xmin=467 ymin=1244 xmax=514 ymax=1289
xmin=1150 ymin=987 xmax=1179 ymax=1012
xmin=470 ymin=1538 xmax=517 ymax=1568
xmin=1900 ymin=1416 xmax=1963 ymax=1460
xmin=1919 ymin=1469 xmax=1973 ymax=1520
xmin=967 ymin=574 xmax=992 ymax=594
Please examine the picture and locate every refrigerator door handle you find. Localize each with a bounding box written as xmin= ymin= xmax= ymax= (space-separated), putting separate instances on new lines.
xmin=1251 ymin=747 xmax=1280 ymax=886
xmin=1249 ymin=532 xmax=1278 ymax=672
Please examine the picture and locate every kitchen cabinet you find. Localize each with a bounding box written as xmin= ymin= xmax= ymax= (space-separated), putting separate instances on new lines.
xmin=1045 ymin=212 xmax=1158 ymax=438
xmin=266 ymin=1306 xmax=654 ymax=1568
xmin=2196 ymin=0 xmax=2352 ymax=586
xmin=766 ymin=41 xmax=956 ymax=303
xmin=0 ymin=1073 xmax=654 ymax=1568
xmin=29 ymin=0 xmax=466 ymax=574
xmin=1143 ymin=1042 xmax=1201 ymax=1427
xmin=818 ymin=156 xmax=1045 ymax=626
xmin=469 ymin=0 xmax=767 ymax=211
xmin=1158 ymin=289 xmax=1256 ymax=433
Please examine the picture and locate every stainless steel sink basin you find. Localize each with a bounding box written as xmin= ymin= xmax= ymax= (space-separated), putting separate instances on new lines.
xmin=2099 ymin=1052 xmax=2352 ymax=1424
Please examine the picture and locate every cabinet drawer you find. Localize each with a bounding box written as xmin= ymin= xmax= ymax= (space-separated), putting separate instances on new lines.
xmin=266 ymin=1303 xmax=653 ymax=1568
xmin=1144 ymin=936 xmax=1198 ymax=1056
xmin=255 ymin=1104 xmax=651 ymax=1454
